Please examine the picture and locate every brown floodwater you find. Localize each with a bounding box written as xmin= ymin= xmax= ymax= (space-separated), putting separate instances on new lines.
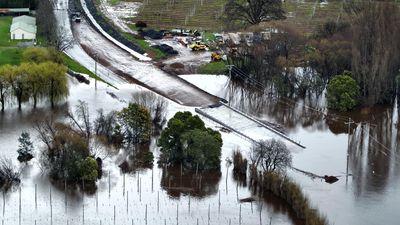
xmin=2 ymin=75 xmax=398 ymax=225
xmin=0 ymin=78 xmax=304 ymax=225
xmin=227 ymin=84 xmax=400 ymax=225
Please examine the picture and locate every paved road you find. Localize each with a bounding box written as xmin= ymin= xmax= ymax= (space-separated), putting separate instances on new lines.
xmin=54 ymin=0 xmax=220 ymax=107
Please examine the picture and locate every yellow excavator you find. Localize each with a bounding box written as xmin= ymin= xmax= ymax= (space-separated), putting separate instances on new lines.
xmin=211 ymin=52 xmax=222 ymax=61
xmin=189 ymin=42 xmax=207 ymax=51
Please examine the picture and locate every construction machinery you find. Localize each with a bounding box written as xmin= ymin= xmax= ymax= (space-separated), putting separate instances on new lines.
xmin=211 ymin=52 xmax=222 ymax=61
xmin=189 ymin=42 xmax=207 ymax=51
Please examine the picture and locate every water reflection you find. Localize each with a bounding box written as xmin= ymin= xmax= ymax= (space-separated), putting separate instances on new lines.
xmin=349 ymin=103 xmax=400 ymax=196
xmin=118 ymin=143 xmax=154 ymax=173
xmin=160 ymin=166 xmax=221 ymax=198
xmin=228 ymin=81 xmax=400 ymax=203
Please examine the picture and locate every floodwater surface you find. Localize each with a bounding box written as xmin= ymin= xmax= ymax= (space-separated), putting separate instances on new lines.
xmin=0 ymin=77 xmax=303 ymax=225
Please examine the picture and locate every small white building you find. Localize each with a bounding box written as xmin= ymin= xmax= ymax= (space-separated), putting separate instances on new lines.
xmin=10 ymin=15 xmax=37 ymax=40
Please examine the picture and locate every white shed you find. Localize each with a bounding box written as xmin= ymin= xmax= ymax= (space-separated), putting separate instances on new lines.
xmin=10 ymin=15 xmax=37 ymax=40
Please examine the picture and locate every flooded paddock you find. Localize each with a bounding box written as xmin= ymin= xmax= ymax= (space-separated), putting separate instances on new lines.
xmin=0 ymin=77 xmax=302 ymax=225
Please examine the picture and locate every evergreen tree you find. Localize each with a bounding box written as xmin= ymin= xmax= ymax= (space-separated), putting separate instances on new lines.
xmin=17 ymin=132 xmax=34 ymax=163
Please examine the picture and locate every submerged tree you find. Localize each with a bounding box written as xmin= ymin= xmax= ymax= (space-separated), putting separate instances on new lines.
xmin=9 ymin=65 xmax=30 ymax=110
xmin=17 ymin=132 xmax=34 ymax=163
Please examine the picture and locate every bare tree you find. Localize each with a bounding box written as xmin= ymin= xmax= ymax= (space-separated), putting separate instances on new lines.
xmin=67 ymin=100 xmax=92 ymax=143
xmin=0 ymin=158 xmax=21 ymax=190
xmin=131 ymin=91 xmax=168 ymax=128
xmin=250 ymin=139 xmax=292 ymax=172
xmin=34 ymin=119 xmax=57 ymax=151
xmin=54 ymin=28 xmax=74 ymax=52
xmin=224 ymin=0 xmax=285 ymax=25
xmin=36 ymin=0 xmax=73 ymax=51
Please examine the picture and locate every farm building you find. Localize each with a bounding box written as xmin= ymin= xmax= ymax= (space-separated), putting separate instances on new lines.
xmin=0 ymin=8 xmax=30 ymax=16
xmin=10 ymin=15 xmax=36 ymax=40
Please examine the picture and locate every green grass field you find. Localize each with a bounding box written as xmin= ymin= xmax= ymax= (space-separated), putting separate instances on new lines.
xmin=0 ymin=48 xmax=23 ymax=65
xmin=198 ymin=61 xmax=226 ymax=74
xmin=0 ymin=16 xmax=24 ymax=47
xmin=62 ymin=53 xmax=115 ymax=86
xmin=62 ymin=53 xmax=106 ymax=81
xmin=0 ymin=16 xmax=25 ymax=65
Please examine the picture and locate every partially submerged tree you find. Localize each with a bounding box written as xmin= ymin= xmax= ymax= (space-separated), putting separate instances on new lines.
xmin=0 ymin=65 xmax=14 ymax=112
xmin=131 ymin=91 xmax=168 ymax=129
xmin=0 ymin=159 xmax=21 ymax=191
xmin=326 ymin=72 xmax=359 ymax=111
xmin=94 ymin=109 xmax=122 ymax=145
xmin=39 ymin=62 xmax=68 ymax=108
xmin=9 ymin=65 xmax=30 ymax=110
xmin=118 ymin=103 xmax=152 ymax=146
xmin=17 ymin=132 xmax=34 ymax=163
xmin=224 ymin=0 xmax=285 ymax=25
xmin=67 ymin=100 xmax=92 ymax=143
xmin=351 ymin=2 xmax=400 ymax=105
xmin=250 ymin=139 xmax=292 ymax=172
xmin=158 ymin=111 xmax=222 ymax=170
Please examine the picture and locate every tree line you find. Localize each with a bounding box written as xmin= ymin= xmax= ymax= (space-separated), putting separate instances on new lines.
xmin=0 ymin=48 xmax=68 ymax=111
xmin=0 ymin=0 xmax=35 ymax=9
xmin=224 ymin=0 xmax=400 ymax=110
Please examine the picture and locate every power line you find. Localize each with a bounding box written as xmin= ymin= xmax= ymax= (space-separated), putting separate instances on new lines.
xmin=228 ymin=65 xmax=395 ymax=157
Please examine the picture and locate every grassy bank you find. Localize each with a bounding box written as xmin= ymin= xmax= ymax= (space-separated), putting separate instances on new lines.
xmin=121 ymin=32 xmax=167 ymax=60
xmin=62 ymin=53 xmax=109 ymax=84
xmin=197 ymin=61 xmax=226 ymax=74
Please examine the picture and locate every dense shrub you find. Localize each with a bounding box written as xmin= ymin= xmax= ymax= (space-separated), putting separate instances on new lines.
xmin=135 ymin=21 xmax=147 ymax=28
xmin=250 ymin=170 xmax=329 ymax=225
xmin=326 ymin=72 xmax=360 ymax=111
xmin=233 ymin=150 xmax=247 ymax=176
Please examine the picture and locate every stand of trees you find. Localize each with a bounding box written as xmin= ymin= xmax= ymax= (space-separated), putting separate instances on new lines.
xmin=227 ymin=1 xmax=400 ymax=108
xmin=351 ymin=2 xmax=400 ymax=105
xmin=0 ymin=48 xmax=68 ymax=111
xmin=0 ymin=0 xmax=35 ymax=8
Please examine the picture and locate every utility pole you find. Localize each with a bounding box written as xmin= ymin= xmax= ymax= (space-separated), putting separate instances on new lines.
xmin=94 ymin=53 xmax=98 ymax=90
xmin=225 ymin=65 xmax=234 ymax=106
xmin=345 ymin=117 xmax=355 ymax=184
xmin=225 ymin=65 xmax=234 ymax=80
